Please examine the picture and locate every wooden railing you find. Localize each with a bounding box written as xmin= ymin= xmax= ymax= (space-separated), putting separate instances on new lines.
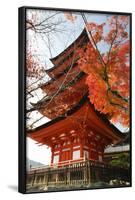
xmin=30 ymin=157 xmax=88 ymax=171
xmin=26 ymin=159 xmax=130 ymax=191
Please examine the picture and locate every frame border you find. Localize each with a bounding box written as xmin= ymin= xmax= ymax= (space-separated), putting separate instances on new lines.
xmin=18 ymin=6 xmax=132 ymax=194
xmin=18 ymin=7 xmax=27 ymax=193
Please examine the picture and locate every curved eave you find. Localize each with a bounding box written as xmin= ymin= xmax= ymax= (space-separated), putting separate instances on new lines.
xmin=41 ymin=62 xmax=79 ymax=89
xmin=28 ymin=94 xmax=87 ymax=132
xmin=31 ymin=71 xmax=85 ymax=107
xmin=28 ymin=95 xmax=125 ymax=142
xmin=45 ymin=29 xmax=88 ymax=73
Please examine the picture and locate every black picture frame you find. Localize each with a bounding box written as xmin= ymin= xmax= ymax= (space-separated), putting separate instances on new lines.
xmin=18 ymin=6 xmax=132 ymax=194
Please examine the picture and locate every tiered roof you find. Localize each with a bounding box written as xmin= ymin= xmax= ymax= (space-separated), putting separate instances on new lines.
xmin=28 ymin=28 xmax=124 ymax=146
xmin=32 ymin=29 xmax=89 ymax=119
xmin=45 ymin=29 xmax=89 ymax=79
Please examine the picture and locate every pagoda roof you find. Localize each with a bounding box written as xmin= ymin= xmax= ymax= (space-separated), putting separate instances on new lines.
xmin=41 ymin=62 xmax=79 ymax=88
xmin=40 ymin=64 xmax=82 ymax=97
xmin=28 ymin=95 xmax=125 ymax=145
xmin=45 ymin=29 xmax=88 ymax=73
xmin=32 ymin=71 xmax=85 ymax=105
xmin=30 ymin=71 xmax=88 ymax=119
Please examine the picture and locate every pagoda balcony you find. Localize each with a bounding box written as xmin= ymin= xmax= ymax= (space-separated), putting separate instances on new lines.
xmin=26 ymin=158 xmax=130 ymax=192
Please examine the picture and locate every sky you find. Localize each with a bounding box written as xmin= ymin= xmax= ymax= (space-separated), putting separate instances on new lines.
xmin=26 ymin=9 xmax=110 ymax=70
xmin=26 ymin=8 xmax=129 ymax=166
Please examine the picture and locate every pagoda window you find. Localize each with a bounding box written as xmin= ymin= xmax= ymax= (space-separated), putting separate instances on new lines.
xmin=73 ymin=150 xmax=80 ymax=160
xmin=53 ymin=155 xmax=59 ymax=163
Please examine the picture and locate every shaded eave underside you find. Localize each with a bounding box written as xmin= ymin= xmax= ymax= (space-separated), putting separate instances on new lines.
xmin=31 ymin=71 xmax=85 ymax=107
xmin=28 ymin=95 xmax=125 ymax=142
xmin=41 ymin=61 xmax=79 ymax=88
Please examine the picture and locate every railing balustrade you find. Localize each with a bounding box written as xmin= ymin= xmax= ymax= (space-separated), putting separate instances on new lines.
xmin=26 ymin=159 xmax=130 ymax=190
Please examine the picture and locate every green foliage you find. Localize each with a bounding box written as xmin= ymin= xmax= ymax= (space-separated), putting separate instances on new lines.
xmin=109 ymin=152 xmax=130 ymax=169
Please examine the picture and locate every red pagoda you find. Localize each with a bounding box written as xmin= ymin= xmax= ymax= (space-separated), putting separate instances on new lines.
xmin=28 ymin=29 xmax=124 ymax=166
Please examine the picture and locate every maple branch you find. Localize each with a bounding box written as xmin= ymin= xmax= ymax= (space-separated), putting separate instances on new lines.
xmin=26 ymin=12 xmax=65 ymax=35
xmin=35 ymin=11 xmax=62 ymax=27
xmin=27 ymin=86 xmax=42 ymax=99
xmin=103 ymin=17 xmax=129 ymax=104
xmin=27 ymin=115 xmax=45 ymax=130
xmin=35 ymin=34 xmax=77 ymax=95
xmin=26 ymin=71 xmax=82 ymax=113
xmin=81 ymin=13 xmax=106 ymax=68
xmin=27 ymin=91 xmax=34 ymax=98
xmin=109 ymin=101 xmax=128 ymax=111
xmin=82 ymin=14 xmax=128 ymax=105
xmin=106 ymin=88 xmax=128 ymax=113
xmin=26 ymin=20 xmax=36 ymax=31
xmin=27 ymin=75 xmax=46 ymax=90
xmin=110 ymin=89 xmax=128 ymax=103
xmin=106 ymin=16 xmax=118 ymax=66
xmin=26 ymin=38 xmax=80 ymax=128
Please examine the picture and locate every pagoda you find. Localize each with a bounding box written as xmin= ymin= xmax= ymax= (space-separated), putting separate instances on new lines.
xmin=26 ymin=29 xmax=129 ymax=191
xmin=28 ymin=29 xmax=124 ymax=166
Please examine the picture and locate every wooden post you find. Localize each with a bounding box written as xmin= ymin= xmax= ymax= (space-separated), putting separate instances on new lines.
xmin=55 ymin=173 xmax=58 ymax=184
xmin=88 ymin=160 xmax=91 ymax=185
xmin=43 ymin=174 xmax=46 ymax=185
xmin=70 ymin=141 xmax=73 ymax=160
xmin=59 ymin=143 xmax=62 ymax=162
xmin=46 ymin=169 xmax=50 ymax=186
xmin=32 ymin=170 xmax=37 ymax=186
xmin=34 ymin=174 xmax=38 ymax=186
xmin=84 ymin=161 xmax=87 ymax=184
xmin=67 ymin=168 xmax=71 ymax=186
xmin=51 ymin=148 xmax=54 ymax=164
xmin=80 ymin=143 xmax=83 ymax=158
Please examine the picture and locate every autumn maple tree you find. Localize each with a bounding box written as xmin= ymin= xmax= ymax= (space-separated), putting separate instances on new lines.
xmin=26 ymin=11 xmax=130 ymax=129
xmin=26 ymin=50 xmax=45 ymax=79
xmin=26 ymin=10 xmax=66 ymax=95
xmin=77 ymin=15 xmax=130 ymax=126
xmin=26 ymin=10 xmax=68 ymax=128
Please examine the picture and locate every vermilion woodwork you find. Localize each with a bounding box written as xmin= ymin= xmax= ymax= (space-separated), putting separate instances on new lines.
xmin=28 ymin=29 xmax=124 ymax=165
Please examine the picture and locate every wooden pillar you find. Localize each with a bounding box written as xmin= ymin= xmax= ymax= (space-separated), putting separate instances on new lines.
xmin=31 ymin=171 xmax=35 ymax=186
xmin=80 ymin=139 xmax=84 ymax=158
xmin=59 ymin=143 xmax=62 ymax=162
xmin=34 ymin=174 xmax=38 ymax=185
xmin=43 ymin=175 xmax=46 ymax=185
xmin=70 ymin=140 xmax=73 ymax=160
xmin=67 ymin=168 xmax=71 ymax=185
xmin=44 ymin=173 xmax=48 ymax=186
xmin=88 ymin=160 xmax=91 ymax=184
xmin=51 ymin=148 xmax=54 ymax=164
xmin=55 ymin=173 xmax=59 ymax=183
xmin=46 ymin=169 xmax=50 ymax=186
xmin=83 ymin=163 xmax=86 ymax=182
xmin=43 ymin=174 xmax=48 ymax=190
